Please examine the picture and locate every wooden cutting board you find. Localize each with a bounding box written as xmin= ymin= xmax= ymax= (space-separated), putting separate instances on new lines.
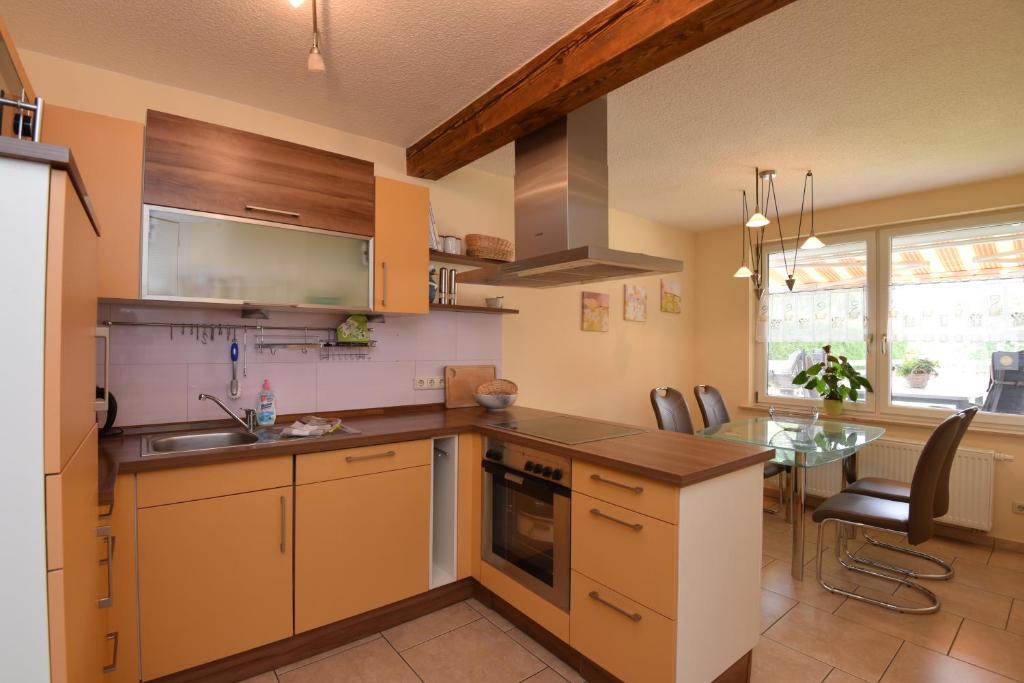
xmin=444 ymin=364 xmax=496 ymax=408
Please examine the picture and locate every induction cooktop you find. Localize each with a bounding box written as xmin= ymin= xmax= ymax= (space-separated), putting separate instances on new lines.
xmin=490 ymin=416 xmax=642 ymax=445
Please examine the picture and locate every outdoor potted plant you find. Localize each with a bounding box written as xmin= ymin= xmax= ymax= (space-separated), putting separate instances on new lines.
xmin=792 ymin=345 xmax=873 ymax=416
xmin=896 ymin=357 xmax=940 ymax=389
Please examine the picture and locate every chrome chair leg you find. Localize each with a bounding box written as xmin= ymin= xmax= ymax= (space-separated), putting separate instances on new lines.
xmin=815 ymin=519 xmax=940 ymax=614
xmin=844 ymin=533 xmax=954 ymax=581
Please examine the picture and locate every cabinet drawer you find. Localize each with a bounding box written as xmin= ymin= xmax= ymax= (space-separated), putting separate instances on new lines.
xmin=138 ymin=455 xmax=292 ymax=508
xmin=570 ymin=571 xmax=676 ymax=683
xmin=572 ymin=461 xmax=679 ymax=524
xmin=296 ymin=439 xmax=432 ymax=484
xmin=572 ymin=492 xmax=677 ymax=618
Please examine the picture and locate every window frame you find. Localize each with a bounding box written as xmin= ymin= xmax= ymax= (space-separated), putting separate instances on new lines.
xmin=754 ymin=208 xmax=1024 ymax=433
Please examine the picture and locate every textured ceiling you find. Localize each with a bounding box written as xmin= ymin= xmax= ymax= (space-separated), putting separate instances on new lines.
xmin=473 ymin=0 xmax=1024 ymax=230
xmin=1 ymin=0 xmax=613 ymax=145
xmin=5 ymin=0 xmax=1023 ymax=231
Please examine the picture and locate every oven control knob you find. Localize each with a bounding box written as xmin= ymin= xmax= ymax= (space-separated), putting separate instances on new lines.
xmin=524 ymin=461 xmax=536 ymax=472
xmin=542 ymin=466 xmax=553 ymax=477
xmin=485 ymin=449 xmax=503 ymax=461
xmin=551 ymin=468 xmax=563 ymax=481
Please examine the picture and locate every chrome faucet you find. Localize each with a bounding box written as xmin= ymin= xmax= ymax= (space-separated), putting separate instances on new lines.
xmin=198 ymin=393 xmax=258 ymax=434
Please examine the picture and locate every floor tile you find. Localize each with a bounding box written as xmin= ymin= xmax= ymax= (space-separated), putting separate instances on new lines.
xmin=507 ymin=628 xmax=584 ymax=683
xmin=952 ymin=559 xmax=1024 ymax=600
xmin=764 ymin=604 xmax=902 ymax=682
xmin=751 ymin=636 xmax=831 ymax=683
xmin=835 ymin=588 xmax=962 ymax=653
xmin=990 ymin=548 xmax=1024 ymax=574
xmin=881 ymin=641 xmax=1014 ymax=682
xmin=277 ymin=637 xmax=419 ymax=683
xmin=401 ymin=618 xmax=545 ymax=683
xmin=466 ymin=597 xmax=515 ymax=631
xmin=808 ymin=546 xmax=902 ymax=597
xmin=823 ymin=669 xmax=867 ymax=683
xmin=853 ymin=542 xmax=950 ymax=577
xmin=949 ymin=619 xmax=1024 ymax=680
xmin=900 ymin=536 xmax=994 ymax=565
xmin=760 ymin=589 xmax=797 ymax=633
xmin=382 ymin=601 xmax=481 ymax=651
xmin=763 ymin=527 xmax=822 ymax=564
xmin=763 ymin=554 xmax=776 ymax=568
xmin=276 ymin=634 xmax=382 ymax=674
xmin=761 ymin=559 xmax=851 ymax=613
xmin=1009 ymin=600 xmax=1024 ymax=636
xmin=242 ymin=674 xmax=278 ymax=683
xmin=893 ymin=578 xmax=1012 ymax=629
xmin=523 ymin=670 xmax=569 ymax=683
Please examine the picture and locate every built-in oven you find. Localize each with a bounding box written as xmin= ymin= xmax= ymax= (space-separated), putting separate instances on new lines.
xmin=482 ymin=438 xmax=571 ymax=612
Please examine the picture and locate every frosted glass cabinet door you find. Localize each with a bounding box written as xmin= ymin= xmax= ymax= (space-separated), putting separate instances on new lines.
xmin=142 ymin=206 xmax=372 ymax=308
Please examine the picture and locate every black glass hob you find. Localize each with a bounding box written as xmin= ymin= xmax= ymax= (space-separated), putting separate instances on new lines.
xmin=490 ymin=416 xmax=642 ymax=445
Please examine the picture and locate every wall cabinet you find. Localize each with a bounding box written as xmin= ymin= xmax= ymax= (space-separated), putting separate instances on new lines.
xmin=295 ymin=464 xmax=431 ymax=632
xmin=374 ymin=177 xmax=429 ymax=313
xmin=143 ymin=110 xmax=375 ymax=236
xmin=137 ymin=486 xmax=293 ymax=680
xmin=42 ymin=106 xmax=144 ymax=300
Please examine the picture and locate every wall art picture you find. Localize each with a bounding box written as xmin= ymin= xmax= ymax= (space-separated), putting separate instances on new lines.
xmin=581 ymin=291 xmax=610 ymax=332
xmin=623 ymin=284 xmax=647 ymax=322
xmin=661 ymin=279 xmax=682 ymax=313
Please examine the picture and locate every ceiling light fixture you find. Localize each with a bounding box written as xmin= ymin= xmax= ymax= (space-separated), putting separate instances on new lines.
xmin=306 ymin=0 xmax=325 ymax=72
xmin=288 ymin=0 xmax=305 ymax=8
xmin=734 ymin=168 xmax=822 ymax=299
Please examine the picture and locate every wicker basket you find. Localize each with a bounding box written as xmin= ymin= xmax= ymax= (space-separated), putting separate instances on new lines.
xmin=465 ymin=234 xmax=514 ymax=262
xmin=476 ymin=379 xmax=519 ymax=395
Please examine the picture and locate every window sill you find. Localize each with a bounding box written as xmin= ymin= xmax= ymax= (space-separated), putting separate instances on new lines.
xmin=740 ymin=403 xmax=1024 ymax=438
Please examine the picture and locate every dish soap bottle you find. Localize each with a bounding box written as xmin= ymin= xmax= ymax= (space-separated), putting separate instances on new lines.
xmin=256 ymin=379 xmax=276 ymax=426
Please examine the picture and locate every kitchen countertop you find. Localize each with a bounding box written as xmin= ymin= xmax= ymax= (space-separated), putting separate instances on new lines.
xmin=99 ymin=404 xmax=773 ymax=505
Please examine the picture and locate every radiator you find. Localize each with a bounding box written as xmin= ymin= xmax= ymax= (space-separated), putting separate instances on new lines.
xmin=801 ymin=439 xmax=996 ymax=532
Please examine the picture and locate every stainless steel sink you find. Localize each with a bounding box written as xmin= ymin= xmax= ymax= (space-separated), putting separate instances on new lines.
xmin=145 ymin=430 xmax=259 ymax=455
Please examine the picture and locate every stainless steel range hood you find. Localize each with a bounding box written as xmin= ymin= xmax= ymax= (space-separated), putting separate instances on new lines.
xmin=457 ymin=98 xmax=682 ymax=288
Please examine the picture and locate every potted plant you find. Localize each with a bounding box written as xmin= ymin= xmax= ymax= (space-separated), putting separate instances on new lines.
xmin=792 ymin=345 xmax=873 ymax=416
xmin=895 ymin=357 xmax=939 ymax=389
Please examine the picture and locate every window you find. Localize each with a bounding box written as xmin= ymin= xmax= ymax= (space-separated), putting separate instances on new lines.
xmin=756 ymin=212 xmax=1024 ymax=427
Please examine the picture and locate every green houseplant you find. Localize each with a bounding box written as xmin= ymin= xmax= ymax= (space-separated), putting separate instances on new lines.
xmin=792 ymin=345 xmax=874 ymax=416
xmin=895 ymin=357 xmax=940 ymax=389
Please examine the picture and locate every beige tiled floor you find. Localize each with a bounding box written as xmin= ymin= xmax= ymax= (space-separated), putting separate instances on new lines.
xmin=242 ymin=507 xmax=1024 ymax=683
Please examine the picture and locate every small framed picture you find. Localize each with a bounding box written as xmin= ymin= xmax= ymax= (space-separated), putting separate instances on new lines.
xmin=624 ymin=284 xmax=647 ymax=322
xmin=661 ymin=279 xmax=682 ymax=313
xmin=581 ymin=291 xmax=610 ymax=332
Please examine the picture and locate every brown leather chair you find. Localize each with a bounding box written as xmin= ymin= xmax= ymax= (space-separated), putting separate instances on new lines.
xmin=811 ymin=411 xmax=965 ymax=613
xmin=841 ymin=407 xmax=978 ymax=580
xmin=693 ymin=384 xmax=790 ymax=513
xmin=649 ymin=387 xmax=694 ymax=434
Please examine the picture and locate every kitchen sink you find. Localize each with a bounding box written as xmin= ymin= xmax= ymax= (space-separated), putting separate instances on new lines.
xmin=145 ymin=430 xmax=259 ymax=455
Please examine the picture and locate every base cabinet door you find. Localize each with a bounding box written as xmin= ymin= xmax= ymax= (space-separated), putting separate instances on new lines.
xmin=296 ymin=466 xmax=430 ymax=632
xmin=103 ymin=475 xmax=139 ymax=682
xmin=138 ymin=487 xmax=293 ymax=680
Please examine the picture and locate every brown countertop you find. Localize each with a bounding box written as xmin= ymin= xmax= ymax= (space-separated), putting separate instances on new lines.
xmin=99 ymin=404 xmax=772 ymax=505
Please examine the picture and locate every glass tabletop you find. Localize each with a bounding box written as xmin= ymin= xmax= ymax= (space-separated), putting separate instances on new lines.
xmin=697 ymin=417 xmax=886 ymax=468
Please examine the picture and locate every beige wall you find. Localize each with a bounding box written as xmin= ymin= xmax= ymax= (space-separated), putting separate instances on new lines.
xmin=694 ymin=173 xmax=1024 ymax=543
xmin=23 ymin=49 xmax=694 ymax=429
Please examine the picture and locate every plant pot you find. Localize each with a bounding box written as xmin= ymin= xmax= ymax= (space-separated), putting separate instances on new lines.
xmin=822 ymin=399 xmax=844 ymax=417
xmin=904 ymin=372 xmax=931 ymax=389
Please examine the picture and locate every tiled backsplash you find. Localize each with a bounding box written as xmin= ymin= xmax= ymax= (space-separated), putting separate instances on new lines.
xmin=98 ymin=304 xmax=502 ymax=427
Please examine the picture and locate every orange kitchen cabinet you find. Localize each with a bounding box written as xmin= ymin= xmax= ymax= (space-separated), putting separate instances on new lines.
xmin=295 ymin=465 xmax=431 ymax=632
xmin=42 ymin=105 xmax=144 ymax=301
xmin=44 ymin=169 xmax=99 ymax=475
xmin=46 ymin=426 xmax=106 ymax=683
xmin=137 ymin=487 xmax=293 ymax=680
xmin=102 ymin=475 xmax=139 ymax=682
xmin=373 ymin=177 xmax=429 ymax=313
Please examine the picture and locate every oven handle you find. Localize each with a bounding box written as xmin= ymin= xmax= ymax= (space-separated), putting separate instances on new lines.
xmin=482 ymin=459 xmax=571 ymax=497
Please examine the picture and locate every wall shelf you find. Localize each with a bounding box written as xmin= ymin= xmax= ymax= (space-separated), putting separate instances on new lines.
xmin=428 ymin=250 xmax=507 ymax=268
xmin=429 ymin=303 xmax=518 ymax=315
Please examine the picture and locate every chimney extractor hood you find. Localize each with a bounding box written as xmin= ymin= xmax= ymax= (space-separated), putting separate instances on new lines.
xmin=457 ymin=98 xmax=683 ymax=288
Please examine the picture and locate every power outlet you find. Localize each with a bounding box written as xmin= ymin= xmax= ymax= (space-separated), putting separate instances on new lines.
xmin=1014 ymin=501 xmax=1024 ymax=515
xmin=414 ymin=376 xmax=445 ymax=390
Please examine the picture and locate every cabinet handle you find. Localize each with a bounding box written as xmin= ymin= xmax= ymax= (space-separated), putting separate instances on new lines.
xmin=244 ymin=204 xmax=301 ymax=218
xmin=103 ymin=632 xmax=119 ymax=674
xmin=97 ymin=526 xmax=114 ymax=608
xmin=279 ymin=496 xmax=286 ymax=554
xmin=589 ymin=473 xmax=643 ymax=494
xmin=345 ymin=450 xmax=397 ymax=463
xmin=95 ymin=327 xmax=110 ymax=411
xmin=590 ymin=508 xmax=643 ymax=531
xmin=588 ymin=591 xmax=642 ymax=622
xmin=381 ymin=261 xmax=388 ymax=307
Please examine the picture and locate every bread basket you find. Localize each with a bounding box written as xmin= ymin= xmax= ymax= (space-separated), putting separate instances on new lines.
xmin=465 ymin=234 xmax=514 ymax=262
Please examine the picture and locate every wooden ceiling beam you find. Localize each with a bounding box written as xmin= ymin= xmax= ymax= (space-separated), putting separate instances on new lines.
xmin=406 ymin=0 xmax=796 ymax=180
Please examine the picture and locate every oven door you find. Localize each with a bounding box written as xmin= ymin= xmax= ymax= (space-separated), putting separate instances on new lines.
xmin=482 ymin=460 xmax=570 ymax=612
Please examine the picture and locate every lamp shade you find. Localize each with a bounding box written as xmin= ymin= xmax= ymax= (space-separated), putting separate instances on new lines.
xmin=289 ymin=0 xmax=305 ymax=6
xmin=307 ymin=46 xmax=325 ymax=72
xmin=801 ymin=234 xmax=825 ymax=249
xmin=745 ymin=212 xmax=770 ymax=228
xmin=733 ymin=265 xmax=753 ymax=278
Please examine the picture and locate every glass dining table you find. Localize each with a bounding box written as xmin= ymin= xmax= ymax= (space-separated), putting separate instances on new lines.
xmin=698 ymin=416 xmax=886 ymax=580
